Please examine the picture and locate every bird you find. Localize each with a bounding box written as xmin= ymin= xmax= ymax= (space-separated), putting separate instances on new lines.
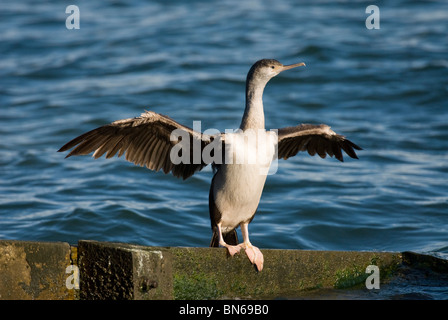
xmin=58 ymin=59 xmax=362 ymax=271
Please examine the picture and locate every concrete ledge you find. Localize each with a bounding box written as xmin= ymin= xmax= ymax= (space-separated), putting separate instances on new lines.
xmin=1 ymin=240 xmax=447 ymax=300
xmin=0 ymin=240 xmax=74 ymax=300
xmin=78 ymin=240 xmax=401 ymax=299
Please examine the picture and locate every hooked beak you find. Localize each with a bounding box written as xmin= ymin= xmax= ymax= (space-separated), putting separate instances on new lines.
xmin=280 ymin=62 xmax=306 ymax=72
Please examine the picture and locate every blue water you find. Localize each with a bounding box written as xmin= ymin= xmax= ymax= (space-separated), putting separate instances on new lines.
xmin=1 ymin=0 xmax=447 ymax=287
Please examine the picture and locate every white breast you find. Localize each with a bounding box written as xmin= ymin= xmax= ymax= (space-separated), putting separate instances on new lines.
xmin=212 ymin=130 xmax=277 ymax=231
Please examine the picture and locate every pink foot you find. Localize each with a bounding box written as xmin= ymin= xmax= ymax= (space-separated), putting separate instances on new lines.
xmin=244 ymin=245 xmax=264 ymax=271
xmin=225 ymin=244 xmax=242 ymax=256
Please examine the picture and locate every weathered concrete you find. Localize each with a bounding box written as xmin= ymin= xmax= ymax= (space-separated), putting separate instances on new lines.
xmin=1 ymin=240 xmax=447 ymax=300
xmin=0 ymin=240 xmax=74 ymax=300
xmin=402 ymin=251 xmax=448 ymax=273
xmin=78 ymin=240 xmax=173 ymax=299
xmin=77 ymin=240 xmax=402 ymax=299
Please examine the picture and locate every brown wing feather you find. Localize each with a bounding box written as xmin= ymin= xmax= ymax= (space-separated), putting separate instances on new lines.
xmin=58 ymin=111 xmax=220 ymax=180
xmin=277 ymin=124 xmax=362 ymax=162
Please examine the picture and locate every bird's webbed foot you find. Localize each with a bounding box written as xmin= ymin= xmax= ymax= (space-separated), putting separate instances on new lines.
xmin=224 ymin=244 xmax=242 ymax=256
xmin=242 ymin=243 xmax=264 ymax=271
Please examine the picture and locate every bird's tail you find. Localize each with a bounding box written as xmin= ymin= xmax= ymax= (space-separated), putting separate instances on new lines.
xmin=210 ymin=229 xmax=239 ymax=247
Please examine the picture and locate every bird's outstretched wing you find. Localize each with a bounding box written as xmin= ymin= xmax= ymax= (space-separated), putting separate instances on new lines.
xmin=276 ymin=124 xmax=362 ymax=162
xmin=58 ymin=111 xmax=221 ymax=180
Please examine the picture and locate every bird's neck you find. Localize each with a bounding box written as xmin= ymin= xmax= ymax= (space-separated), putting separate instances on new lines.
xmin=240 ymin=77 xmax=267 ymax=131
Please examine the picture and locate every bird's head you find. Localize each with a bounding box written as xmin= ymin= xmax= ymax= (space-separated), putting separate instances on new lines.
xmin=247 ymin=59 xmax=306 ymax=83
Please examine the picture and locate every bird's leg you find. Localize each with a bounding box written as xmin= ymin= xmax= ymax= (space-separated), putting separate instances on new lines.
xmin=217 ymin=223 xmax=241 ymax=256
xmin=239 ymin=222 xmax=264 ymax=271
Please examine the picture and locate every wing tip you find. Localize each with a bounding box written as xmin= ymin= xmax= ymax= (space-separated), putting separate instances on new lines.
xmin=58 ymin=144 xmax=73 ymax=158
xmin=57 ymin=144 xmax=69 ymax=153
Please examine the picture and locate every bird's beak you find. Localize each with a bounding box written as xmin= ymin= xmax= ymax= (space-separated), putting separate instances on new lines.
xmin=280 ymin=62 xmax=306 ymax=72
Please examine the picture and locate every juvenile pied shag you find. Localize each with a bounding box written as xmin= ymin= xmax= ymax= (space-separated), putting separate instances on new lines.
xmin=58 ymin=59 xmax=362 ymax=271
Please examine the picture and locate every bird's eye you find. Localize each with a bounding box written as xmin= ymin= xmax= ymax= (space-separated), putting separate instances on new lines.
xmin=271 ymin=66 xmax=275 ymax=69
